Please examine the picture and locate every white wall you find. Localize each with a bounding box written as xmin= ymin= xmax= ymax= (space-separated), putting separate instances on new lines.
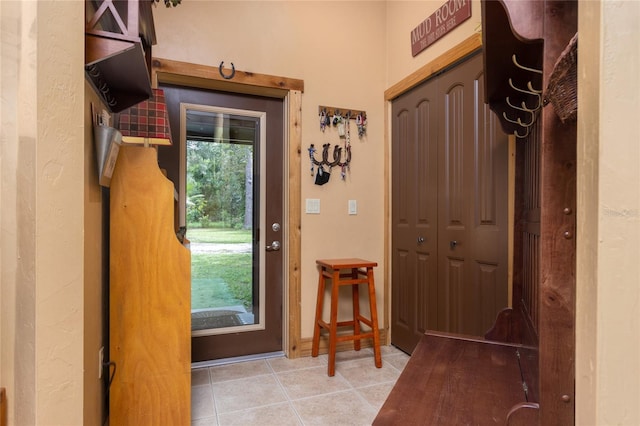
xmin=577 ymin=1 xmax=640 ymax=424
xmin=0 ymin=1 xmax=85 ymax=424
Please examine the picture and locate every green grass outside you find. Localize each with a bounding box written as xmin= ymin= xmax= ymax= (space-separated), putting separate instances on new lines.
xmin=187 ymin=226 xmax=251 ymax=244
xmin=188 ymin=227 xmax=253 ymax=311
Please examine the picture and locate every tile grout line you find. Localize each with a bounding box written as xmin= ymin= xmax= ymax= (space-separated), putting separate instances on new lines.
xmin=207 ymin=366 xmax=222 ymax=426
xmin=193 ymin=348 xmax=410 ymax=424
xmin=266 ymin=358 xmax=306 ymax=425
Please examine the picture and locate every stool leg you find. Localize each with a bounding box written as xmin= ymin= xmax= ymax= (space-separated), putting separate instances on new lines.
xmin=367 ymin=266 xmax=382 ymax=368
xmin=311 ymin=266 xmax=326 ymax=358
xmin=352 ymin=267 xmax=362 ymax=351
xmin=327 ymin=268 xmax=340 ymax=377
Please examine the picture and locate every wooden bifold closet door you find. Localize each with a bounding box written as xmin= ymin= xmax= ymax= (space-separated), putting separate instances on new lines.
xmin=391 ymin=52 xmax=509 ymax=354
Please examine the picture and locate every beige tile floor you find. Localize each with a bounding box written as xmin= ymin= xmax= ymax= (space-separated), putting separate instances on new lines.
xmin=191 ymin=345 xmax=410 ymax=426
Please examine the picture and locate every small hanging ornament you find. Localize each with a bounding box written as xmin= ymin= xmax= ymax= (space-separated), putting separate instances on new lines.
xmin=320 ymin=109 xmax=327 ymax=132
xmin=356 ymin=114 xmax=367 ymax=138
xmin=339 ymin=117 xmax=352 ymax=180
xmin=308 ymin=144 xmax=317 ymax=176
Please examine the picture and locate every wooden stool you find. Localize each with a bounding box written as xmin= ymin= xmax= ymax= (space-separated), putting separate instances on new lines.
xmin=311 ymin=258 xmax=382 ymax=376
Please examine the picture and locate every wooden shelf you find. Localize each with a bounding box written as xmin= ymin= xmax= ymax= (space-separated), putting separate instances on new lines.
xmin=85 ymin=0 xmax=155 ymax=112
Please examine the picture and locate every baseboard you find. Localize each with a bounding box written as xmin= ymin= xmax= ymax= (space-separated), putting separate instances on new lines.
xmin=298 ymin=328 xmax=389 ymax=358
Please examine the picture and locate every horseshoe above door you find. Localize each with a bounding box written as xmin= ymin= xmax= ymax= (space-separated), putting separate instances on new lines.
xmin=219 ymin=61 xmax=236 ymax=79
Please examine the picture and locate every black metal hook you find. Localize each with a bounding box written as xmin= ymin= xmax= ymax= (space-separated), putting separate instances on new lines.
xmin=219 ymin=61 xmax=235 ymax=80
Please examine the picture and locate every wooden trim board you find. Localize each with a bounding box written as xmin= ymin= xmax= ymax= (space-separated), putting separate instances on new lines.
xmin=384 ymin=33 xmax=482 ymax=101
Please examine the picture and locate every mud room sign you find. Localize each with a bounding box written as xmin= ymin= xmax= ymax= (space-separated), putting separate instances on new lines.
xmin=411 ymin=0 xmax=472 ymax=57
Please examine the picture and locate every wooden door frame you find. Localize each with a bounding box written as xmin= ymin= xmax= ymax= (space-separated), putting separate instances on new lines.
xmin=151 ymin=58 xmax=304 ymax=359
xmin=383 ymin=34 xmax=486 ymax=338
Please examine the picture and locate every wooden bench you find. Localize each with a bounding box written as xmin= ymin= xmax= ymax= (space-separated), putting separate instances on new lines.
xmin=373 ymin=329 xmax=539 ymax=425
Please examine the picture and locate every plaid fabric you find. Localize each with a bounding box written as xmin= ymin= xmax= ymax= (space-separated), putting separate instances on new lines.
xmin=118 ymin=88 xmax=172 ymax=143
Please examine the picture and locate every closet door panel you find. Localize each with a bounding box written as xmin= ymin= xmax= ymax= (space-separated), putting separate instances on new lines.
xmin=391 ymin=77 xmax=439 ymax=353
xmin=415 ymin=97 xmax=439 ymax=337
xmin=472 ymin=67 xmax=510 ymax=334
xmin=441 ymin=84 xmax=467 ymax=228
xmin=392 ymin=51 xmax=508 ymax=349
xmin=393 ymin=249 xmax=412 ymax=333
xmin=437 ymin=52 xmax=508 ymax=336
xmin=438 ymin=75 xmax=473 ymax=334
xmin=392 ymin=105 xmax=416 ymax=350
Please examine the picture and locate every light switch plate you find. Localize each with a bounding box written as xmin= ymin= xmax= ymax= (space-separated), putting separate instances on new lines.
xmin=306 ymin=198 xmax=320 ymax=214
xmin=348 ymin=199 xmax=357 ymax=215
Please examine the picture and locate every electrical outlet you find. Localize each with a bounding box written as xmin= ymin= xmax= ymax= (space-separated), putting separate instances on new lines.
xmin=98 ymin=346 xmax=104 ymax=379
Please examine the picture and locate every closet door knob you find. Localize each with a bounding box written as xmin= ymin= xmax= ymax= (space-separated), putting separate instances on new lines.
xmin=417 ymin=236 xmax=426 ymax=244
xmin=450 ymin=240 xmax=458 ymax=249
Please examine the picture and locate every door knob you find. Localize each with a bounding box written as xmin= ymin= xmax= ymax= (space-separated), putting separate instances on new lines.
xmin=450 ymin=240 xmax=458 ymax=249
xmin=417 ymin=236 xmax=426 ymax=244
xmin=272 ymin=223 xmax=281 ymax=232
xmin=266 ymin=241 xmax=281 ymax=251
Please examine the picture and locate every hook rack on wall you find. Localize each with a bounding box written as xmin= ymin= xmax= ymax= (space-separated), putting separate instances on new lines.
xmin=318 ymin=105 xmax=367 ymax=137
xmin=501 ymin=54 xmax=543 ymax=139
xmin=482 ymin=3 xmax=545 ymax=140
xmin=318 ymin=105 xmax=366 ymax=120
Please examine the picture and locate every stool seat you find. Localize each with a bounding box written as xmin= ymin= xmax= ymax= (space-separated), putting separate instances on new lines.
xmin=311 ymin=258 xmax=382 ymax=376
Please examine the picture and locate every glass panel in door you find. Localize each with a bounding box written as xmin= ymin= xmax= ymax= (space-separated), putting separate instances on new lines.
xmin=184 ymin=107 xmax=266 ymax=337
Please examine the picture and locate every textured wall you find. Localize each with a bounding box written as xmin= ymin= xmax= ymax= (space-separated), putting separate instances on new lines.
xmin=0 ymin=1 xmax=85 ymax=424
xmin=577 ymin=1 xmax=640 ymax=424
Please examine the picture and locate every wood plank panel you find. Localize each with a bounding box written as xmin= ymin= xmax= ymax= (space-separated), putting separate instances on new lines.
xmin=538 ymin=4 xmax=578 ymax=420
xmin=287 ymin=90 xmax=303 ymax=358
xmin=110 ymin=146 xmax=191 ymax=425
xmin=152 ymin=58 xmax=304 ymax=97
